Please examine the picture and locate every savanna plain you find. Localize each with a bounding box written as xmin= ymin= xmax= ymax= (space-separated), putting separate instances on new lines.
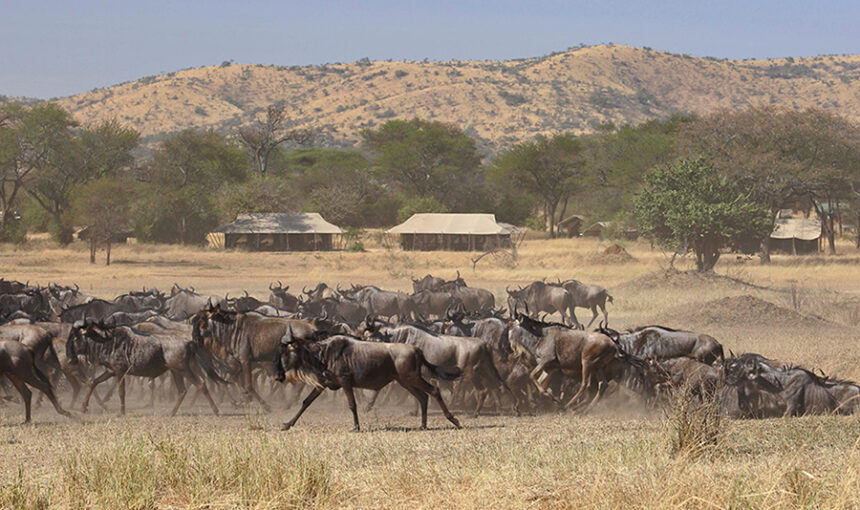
xmin=1 ymin=236 xmax=859 ymax=509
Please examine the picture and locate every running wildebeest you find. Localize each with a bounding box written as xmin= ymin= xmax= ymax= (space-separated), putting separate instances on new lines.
xmin=190 ymin=304 xmax=320 ymax=410
xmin=507 ymin=312 xmax=632 ymax=411
xmin=274 ymin=327 xmax=461 ymax=431
xmin=506 ymin=281 xmax=575 ymax=326
xmin=615 ymin=326 xmax=724 ymax=365
xmin=67 ymin=319 xmax=225 ymax=415
xmin=362 ymin=319 xmax=521 ymax=416
xmin=551 ymin=279 xmax=613 ymax=329
xmin=0 ymin=339 xmax=73 ymax=423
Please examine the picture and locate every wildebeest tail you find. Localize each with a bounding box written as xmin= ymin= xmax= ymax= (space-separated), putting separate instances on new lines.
xmin=416 ymin=350 xmax=461 ymax=381
xmin=606 ymin=292 xmax=614 ymax=304
xmin=32 ymin=363 xmax=52 ymax=387
xmin=191 ymin=344 xmax=229 ymax=384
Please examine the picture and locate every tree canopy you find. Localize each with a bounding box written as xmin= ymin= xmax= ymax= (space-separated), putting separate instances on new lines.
xmin=635 ymin=159 xmax=771 ymax=271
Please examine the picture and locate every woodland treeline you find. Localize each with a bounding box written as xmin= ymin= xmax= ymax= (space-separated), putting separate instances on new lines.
xmin=1 ymin=101 xmax=858 ymax=266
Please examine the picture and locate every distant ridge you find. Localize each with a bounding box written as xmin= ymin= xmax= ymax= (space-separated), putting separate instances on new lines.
xmin=47 ymin=45 xmax=860 ymax=151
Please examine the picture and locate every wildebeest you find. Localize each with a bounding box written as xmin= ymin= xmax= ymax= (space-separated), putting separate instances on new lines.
xmin=302 ymin=282 xmax=340 ymax=301
xmin=164 ymin=285 xmax=226 ymax=321
xmin=411 ymin=290 xmax=462 ymax=319
xmin=615 ymin=326 xmax=724 ymax=365
xmin=67 ymin=319 xmax=225 ymax=415
xmin=658 ymin=357 xmax=722 ymax=401
xmin=0 ymin=339 xmax=74 ymax=423
xmin=724 ymin=355 xmax=840 ymax=417
xmin=506 ymin=281 xmax=574 ymax=326
xmin=507 ymin=313 xmax=630 ymax=410
xmin=346 ymin=286 xmax=417 ymax=321
xmin=60 ymin=298 xmax=135 ymax=323
xmin=362 ymin=320 xmax=520 ymax=416
xmin=411 ymin=274 xmax=447 ymax=293
xmin=268 ymin=281 xmax=299 ymax=313
xmin=190 ymin=305 xmax=320 ymax=409
xmin=439 ymin=278 xmax=494 ymax=313
xmin=550 ymin=279 xmax=613 ymax=329
xmin=274 ymin=329 xmax=461 ymax=431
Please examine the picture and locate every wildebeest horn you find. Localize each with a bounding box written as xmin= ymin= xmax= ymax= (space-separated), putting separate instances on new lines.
xmin=190 ymin=286 xmax=195 ymax=292
xmin=729 ymin=349 xmax=735 ymax=358
xmin=244 ymin=290 xmax=249 ymax=297
xmin=74 ymin=283 xmax=79 ymax=292
xmin=269 ymin=282 xmax=276 ymax=291
xmin=456 ymin=270 xmax=460 ymax=279
xmin=337 ymin=283 xmax=344 ymax=293
xmin=303 ymin=286 xmax=311 ymax=295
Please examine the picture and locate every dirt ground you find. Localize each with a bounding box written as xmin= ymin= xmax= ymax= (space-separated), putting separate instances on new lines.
xmin=1 ymin=236 xmax=860 ymax=508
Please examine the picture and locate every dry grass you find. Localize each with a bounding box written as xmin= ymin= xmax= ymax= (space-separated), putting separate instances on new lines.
xmin=1 ymin=236 xmax=860 ymax=508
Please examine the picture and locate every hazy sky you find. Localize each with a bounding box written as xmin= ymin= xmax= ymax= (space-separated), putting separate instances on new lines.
xmin=3 ymin=0 xmax=858 ymax=98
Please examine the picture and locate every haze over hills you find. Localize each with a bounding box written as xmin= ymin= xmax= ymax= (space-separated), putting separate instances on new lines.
xmin=47 ymin=44 xmax=860 ymax=151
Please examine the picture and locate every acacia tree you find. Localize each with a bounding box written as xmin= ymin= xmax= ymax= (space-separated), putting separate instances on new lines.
xmin=237 ymin=104 xmax=312 ymax=176
xmin=0 ymin=103 xmax=78 ymax=241
xmin=681 ymin=107 xmax=860 ymax=259
xmin=139 ymin=130 xmax=245 ymax=244
xmin=635 ymin=159 xmax=771 ymax=272
xmin=361 ymin=118 xmax=484 ymax=212
xmin=26 ymin=117 xmax=139 ymax=244
xmin=72 ymin=176 xmax=134 ymax=265
xmin=489 ymin=134 xmax=585 ymax=237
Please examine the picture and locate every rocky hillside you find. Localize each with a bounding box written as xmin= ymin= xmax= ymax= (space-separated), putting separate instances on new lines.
xmin=54 ymin=45 xmax=860 ymax=151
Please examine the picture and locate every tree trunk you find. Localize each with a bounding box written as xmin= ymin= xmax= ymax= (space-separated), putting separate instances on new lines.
xmin=89 ymin=238 xmax=96 ymax=264
xmin=548 ymin=200 xmax=558 ymax=238
xmin=105 ymin=238 xmax=111 ymax=266
xmin=179 ymin=216 xmax=187 ymax=245
xmin=759 ymin=238 xmax=771 ymax=264
xmin=856 ymin=211 xmax=860 ymax=249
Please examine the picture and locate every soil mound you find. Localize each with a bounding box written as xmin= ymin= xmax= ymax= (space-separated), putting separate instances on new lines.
xmin=589 ymin=244 xmax=636 ymax=265
xmin=662 ymin=294 xmax=832 ymax=329
xmin=618 ymin=269 xmax=762 ymax=292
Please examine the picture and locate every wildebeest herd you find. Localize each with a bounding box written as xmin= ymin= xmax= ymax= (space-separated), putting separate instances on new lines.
xmin=0 ymin=274 xmax=857 ymax=431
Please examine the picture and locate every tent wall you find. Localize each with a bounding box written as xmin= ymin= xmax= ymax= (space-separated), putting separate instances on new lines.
xmin=225 ymin=233 xmax=335 ymax=252
xmin=398 ymin=233 xmax=512 ymax=251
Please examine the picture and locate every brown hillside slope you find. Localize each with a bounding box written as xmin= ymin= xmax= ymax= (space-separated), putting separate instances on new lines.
xmin=56 ymin=45 xmax=860 ymax=150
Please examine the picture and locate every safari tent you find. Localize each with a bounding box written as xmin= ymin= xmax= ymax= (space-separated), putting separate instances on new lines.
xmin=769 ymin=217 xmax=821 ymax=254
xmin=211 ymin=213 xmax=343 ymax=251
xmin=386 ymin=213 xmax=519 ymax=251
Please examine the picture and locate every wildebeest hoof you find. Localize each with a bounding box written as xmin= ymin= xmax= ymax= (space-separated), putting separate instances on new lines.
xmin=280 ymin=422 xmax=293 ymax=431
xmin=350 ymin=426 xmax=360 ymax=433
xmin=451 ymin=419 xmax=462 ymax=429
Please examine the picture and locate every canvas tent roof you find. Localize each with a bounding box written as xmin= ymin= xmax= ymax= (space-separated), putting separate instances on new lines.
xmin=214 ymin=213 xmax=343 ymax=234
xmin=386 ymin=213 xmax=512 ymax=235
xmin=770 ymin=217 xmax=821 ymax=241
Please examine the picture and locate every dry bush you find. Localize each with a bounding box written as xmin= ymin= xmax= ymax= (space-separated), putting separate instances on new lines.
xmin=665 ymin=383 xmax=724 ymax=457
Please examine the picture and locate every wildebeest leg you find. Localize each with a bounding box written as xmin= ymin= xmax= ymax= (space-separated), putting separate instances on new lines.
xmin=585 ymin=305 xmax=599 ymax=329
xmin=412 ymin=377 xmax=461 ymax=429
xmin=400 ymin=383 xmax=429 ymax=429
xmin=529 ymin=361 xmax=562 ymax=405
xmin=281 ymin=387 xmax=324 ymax=431
xmin=342 ymin=384 xmax=361 ymax=432
xmin=149 ymin=378 xmax=156 ymax=409
xmin=364 ymin=389 xmax=380 ymax=413
xmin=599 ymin=303 xmax=608 ymax=327
xmin=569 ymin=306 xmax=583 ymax=330
xmin=582 ymin=380 xmax=609 ymax=413
xmin=169 ymin=372 xmax=189 ymax=417
xmin=5 ymin=375 xmax=32 ymax=424
xmin=118 ymin=376 xmax=126 ymax=415
xmin=19 ymin=366 xmax=73 ymax=420
xmin=82 ymin=371 xmax=115 ymax=413
xmin=242 ymin=364 xmax=271 ymax=412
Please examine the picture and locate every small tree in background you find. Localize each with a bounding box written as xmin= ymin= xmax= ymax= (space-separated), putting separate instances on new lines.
xmin=489 ymin=134 xmax=585 ymax=237
xmin=237 ymin=104 xmax=312 ymax=176
xmin=72 ymin=176 xmax=134 ymax=265
xmin=635 ymin=159 xmax=771 ymax=272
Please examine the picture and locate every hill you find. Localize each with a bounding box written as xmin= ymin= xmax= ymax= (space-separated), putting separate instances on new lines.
xmin=53 ymin=45 xmax=860 ymax=151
